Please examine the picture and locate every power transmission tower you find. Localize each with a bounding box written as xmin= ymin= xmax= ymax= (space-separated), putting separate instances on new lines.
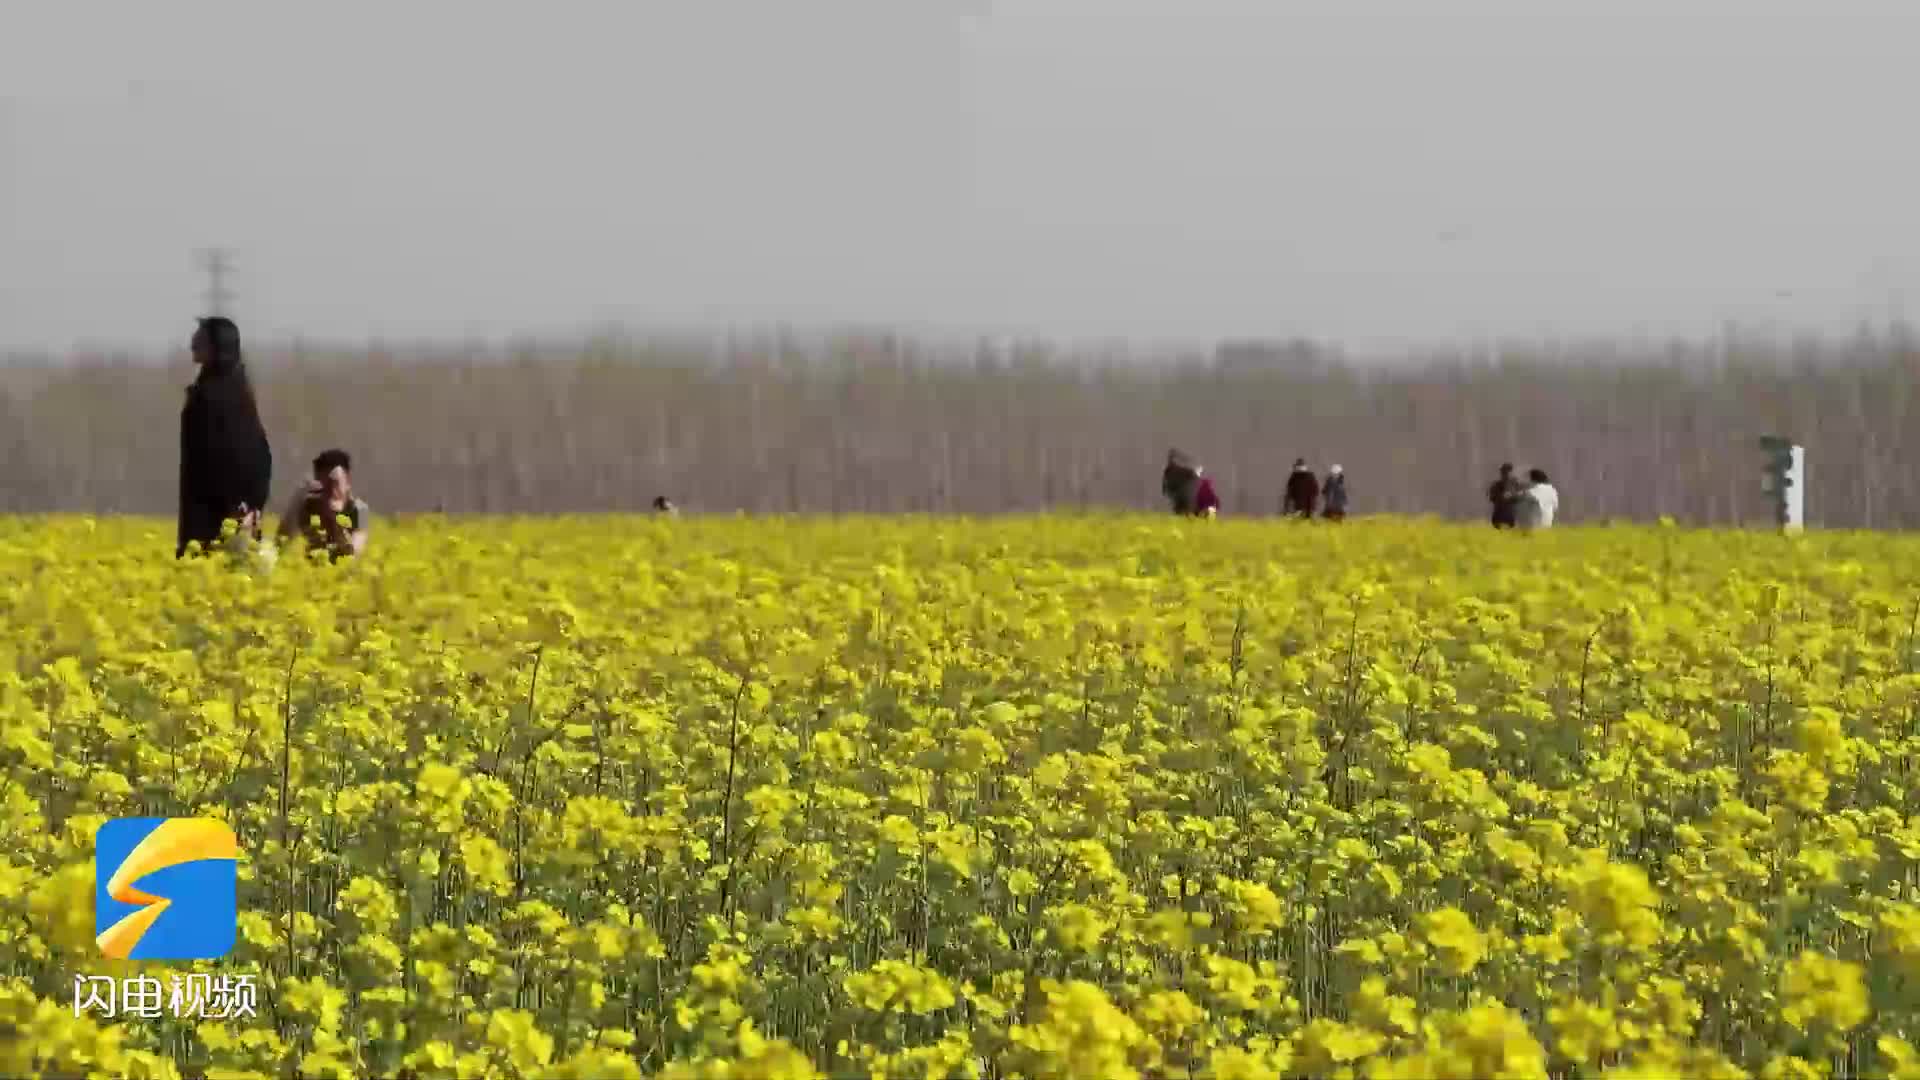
xmin=197 ymin=247 xmax=236 ymax=317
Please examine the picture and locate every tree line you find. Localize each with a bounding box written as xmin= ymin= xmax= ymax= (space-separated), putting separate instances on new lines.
xmin=2 ymin=327 xmax=1915 ymax=527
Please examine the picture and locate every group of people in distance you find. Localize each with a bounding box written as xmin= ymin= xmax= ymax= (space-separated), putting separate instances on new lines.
xmin=1160 ymin=450 xmax=1221 ymax=518
xmin=176 ymin=316 xmax=368 ymax=562
xmin=1161 ymin=450 xmax=1349 ymax=521
xmin=1282 ymin=458 xmax=1348 ymax=521
xmin=1162 ymin=449 xmax=1559 ymax=530
xmin=1487 ymin=463 xmax=1559 ymax=530
xmin=180 ymin=316 xmax=1560 ymax=551
xmin=178 ymin=316 xmax=690 ymax=563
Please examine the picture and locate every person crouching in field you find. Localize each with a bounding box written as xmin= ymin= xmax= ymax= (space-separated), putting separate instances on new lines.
xmin=1515 ymin=468 xmax=1559 ymax=531
xmin=277 ymin=448 xmax=369 ymax=561
xmin=178 ymin=317 xmax=272 ymax=558
xmin=1321 ymin=464 xmax=1348 ymax=521
xmin=1283 ymin=459 xmax=1319 ymax=519
xmin=1193 ymin=467 xmax=1220 ymax=518
xmin=1162 ymin=449 xmax=1199 ymax=516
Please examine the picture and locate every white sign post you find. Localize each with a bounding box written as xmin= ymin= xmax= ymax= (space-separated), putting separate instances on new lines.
xmin=1758 ymin=436 xmax=1805 ymax=533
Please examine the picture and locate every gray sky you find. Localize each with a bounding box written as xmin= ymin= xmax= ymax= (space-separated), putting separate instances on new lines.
xmin=3 ymin=0 xmax=1917 ymax=354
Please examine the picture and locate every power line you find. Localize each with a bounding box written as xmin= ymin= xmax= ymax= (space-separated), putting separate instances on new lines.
xmin=196 ymin=248 xmax=235 ymax=317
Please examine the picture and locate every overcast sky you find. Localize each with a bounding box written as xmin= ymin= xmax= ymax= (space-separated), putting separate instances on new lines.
xmin=2 ymin=0 xmax=1916 ymax=354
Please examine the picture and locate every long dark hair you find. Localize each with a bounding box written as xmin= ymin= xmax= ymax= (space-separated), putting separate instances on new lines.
xmin=197 ymin=317 xmax=245 ymax=377
xmin=193 ymin=316 xmax=264 ymax=420
xmin=192 ymin=315 xmax=270 ymax=445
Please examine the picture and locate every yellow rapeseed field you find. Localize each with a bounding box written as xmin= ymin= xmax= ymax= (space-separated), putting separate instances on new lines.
xmin=4 ymin=513 xmax=1920 ymax=1079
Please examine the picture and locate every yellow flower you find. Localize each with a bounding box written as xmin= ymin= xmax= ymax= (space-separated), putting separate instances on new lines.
xmin=1144 ymin=908 xmax=1211 ymax=951
xmin=842 ymin=960 xmax=957 ymax=1015
xmin=14 ymin=512 xmax=1920 ymax=1078
xmin=551 ymin=1048 xmax=645 ymax=1079
xmin=1352 ymin=977 xmax=1418 ymax=1037
xmin=1135 ymin=990 xmax=1206 ymax=1040
xmin=734 ymin=1022 xmax=824 ymax=1080
xmin=877 ymin=814 xmax=919 ymax=849
xmin=1295 ymin=1019 xmax=1386 ymax=1074
xmin=1561 ymin=850 xmax=1663 ymax=950
xmin=691 ymin=946 xmax=750 ymax=996
xmin=1207 ymin=1043 xmax=1293 ymax=1079
xmin=1762 ymin=753 xmax=1830 ymax=815
xmin=1218 ymin=878 xmax=1286 ymax=936
xmin=1547 ymin=998 xmax=1622 ymax=1065
xmin=1048 ymin=903 xmax=1111 ymax=953
xmin=1779 ymin=951 xmax=1868 ymax=1034
xmin=1759 ymin=1054 xmax=1826 ymax=1080
xmin=281 ymin=977 xmax=348 ymax=1034
xmin=1418 ymin=907 xmax=1488 ymax=976
xmin=1007 ymin=868 xmax=1040 ymax=897
xmin=484 ymin=1009 xmax=556 ymax=1074
xmin=1203 ymin=954 xmax=1276 ymax=1012
xmin=458 ymin=833 xmax=513 ymax=896
xmin=1374 ymin=1004 xmax=1547 ymax=1080
xmin=1881 ymin=904 xmax=1920 ymax=976
xmin=1879 ymin=1036 xmax=1920 ymax=1080
xmin=1010 ymin=980 xmax=1154 ymax=1080
xmin=1604 ymin=1042 xmax=1747 ymax=1080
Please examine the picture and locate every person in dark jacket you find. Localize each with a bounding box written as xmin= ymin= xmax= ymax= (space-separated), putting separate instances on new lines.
xmin=1321 ymin=464 xmax=1348 ymax=521
xmin=1488 ymin=463 xmax=1522 ymax=529
xmin=178 ymin=317 xmax=272 ymax=558
xmin=1162 ymin=449 xmax=1199 ymax=516
xmin=1283 ymin=458 xmax=1319 ymax=519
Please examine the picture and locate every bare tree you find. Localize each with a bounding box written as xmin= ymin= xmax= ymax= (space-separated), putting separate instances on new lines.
xmin=2 ymin=326 xmax=1915 ymax=527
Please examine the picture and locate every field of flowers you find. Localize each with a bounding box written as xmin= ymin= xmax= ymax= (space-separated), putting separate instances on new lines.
xmin=4 ymin=513 xmax=1920 ymax=1079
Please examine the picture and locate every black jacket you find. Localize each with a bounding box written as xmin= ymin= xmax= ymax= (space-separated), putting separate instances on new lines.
xmin=177 ymin=364 xmax=272 ymax=557
xmin=1284 ymin=468 xmax=1319 ymax=514
xmin=1162 ymin=460 xmax=1198 ymax=514
xmin=1488 ymin=476 xmax=1522 ymax=526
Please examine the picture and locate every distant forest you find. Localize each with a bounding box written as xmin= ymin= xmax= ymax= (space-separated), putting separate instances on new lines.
xmin=2 ymin=328 xmax=1916 ymax=528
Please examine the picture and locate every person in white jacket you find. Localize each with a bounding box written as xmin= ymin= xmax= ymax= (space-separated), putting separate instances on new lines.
xmin=1516 ymin=468 xmax=1559 ymax=530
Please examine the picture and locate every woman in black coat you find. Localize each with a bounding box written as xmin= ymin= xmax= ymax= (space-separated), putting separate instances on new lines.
xmin=177 ymin=317 xmax=272 ymax=557
xmin=1161 ymin=449 xmax=1198 ymax=515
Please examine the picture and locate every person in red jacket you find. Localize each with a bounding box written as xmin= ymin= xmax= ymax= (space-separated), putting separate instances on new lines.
xmin=1282 ymin=458 xmax=1319 ymax=519
xmin=1193 ymin=467 xmax=1220 ymax=518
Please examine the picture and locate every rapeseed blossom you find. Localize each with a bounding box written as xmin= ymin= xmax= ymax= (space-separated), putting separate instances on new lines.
xmin=1780 ymin=951 xmax=1870 ymax=1034
xmin=1 ymin=514 xmax=1917 ymax=1076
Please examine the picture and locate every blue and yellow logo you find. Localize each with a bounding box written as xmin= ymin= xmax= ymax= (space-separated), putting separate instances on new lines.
xmin=94 ymin=818 xmax=237 ymax=960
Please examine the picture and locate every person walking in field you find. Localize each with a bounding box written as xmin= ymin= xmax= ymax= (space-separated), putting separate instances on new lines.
xmin=178 ymin=317 xmax=272 ymax=558
xmin=1193 ymin=467 xmax=1220 ymax=518
xmin=1487 ymin=463 xmax=1523 ymax=529
xmin=277 ymin=448 xmax=369 ymax=561
xmin=1321 ymin=464 xmax=1348 ymax=521
xmin=1162 ymin=449 xmax=1199 ymax=516
xmin=1515 ymin=468 xmax=1559 ymax=531
xmin=1283 ymin=458 xmax=1319 ymax=519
